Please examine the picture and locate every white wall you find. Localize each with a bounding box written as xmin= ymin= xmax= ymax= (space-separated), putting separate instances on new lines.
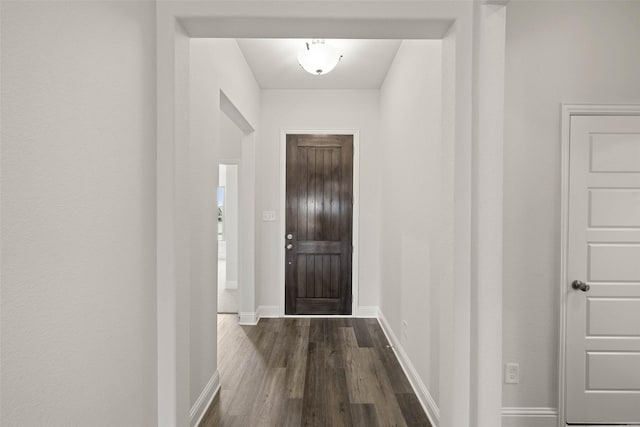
xmin=220 ymin=111 xmax=243 ymax=161
xmin=379 ymin=40 xmax=444 ymax=408
xmin=1 ymin=1 xmax=157 ymax=425
xmin=503 ymin=0 xmax=640 ymax=411
xmin=188 ymin=39 xmax=259 ymax=410
xmin=257 ymin=89 xmax=381 ymax=312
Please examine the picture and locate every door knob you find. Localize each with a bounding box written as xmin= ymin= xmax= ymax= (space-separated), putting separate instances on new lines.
xmin=286 ymin=243 xmax=293 ymax=250
xmin=286 ymin=233 xmax=293 ymax=240
xmin=571 ymin=280 xmax=590 ymax=292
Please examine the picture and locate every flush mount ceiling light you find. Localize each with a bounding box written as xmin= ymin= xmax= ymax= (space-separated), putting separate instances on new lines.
xmin=297 ymin=40 xmax=343 ymax=76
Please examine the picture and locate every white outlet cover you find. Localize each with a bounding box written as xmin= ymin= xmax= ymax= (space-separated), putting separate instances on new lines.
xmin=505 ymin=362 xmax=520 ymax=384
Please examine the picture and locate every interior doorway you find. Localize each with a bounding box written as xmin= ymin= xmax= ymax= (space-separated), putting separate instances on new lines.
xmin=157 ymin=5 xmax=508 ymax=425
xmin=561 ymin=106 xmax=640 ymax=425
xmin=217 ymin=163 xmax=239 ymax=314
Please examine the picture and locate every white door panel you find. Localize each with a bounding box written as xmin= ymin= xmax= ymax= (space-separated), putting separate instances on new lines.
xmin=590 ymin=133 xmax=640 ymax=172
xmin=587 ymin=352 xmax=640 ymax=390
xmin=588 ymin=298 xmax=640 ymax=336
xmin=588 ymin=244 xmax=640 ymax=282
xmin=589 ymin=189 xmax=640 ymax=227
xmin=566 ymin=115 xmax=640 ymax=424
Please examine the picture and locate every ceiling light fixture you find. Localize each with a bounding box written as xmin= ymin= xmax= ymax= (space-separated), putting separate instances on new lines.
xmin=297 ymin=40 xmax=343 ymax=76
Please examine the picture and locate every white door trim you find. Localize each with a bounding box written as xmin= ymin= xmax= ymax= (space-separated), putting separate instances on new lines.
xmin=558 ymin=104 xmax=640 ymax=427
xmin=155 ymin=3 xmax=498 ymax=425
xmin=279 ymin=130 xmax=360 ymax=317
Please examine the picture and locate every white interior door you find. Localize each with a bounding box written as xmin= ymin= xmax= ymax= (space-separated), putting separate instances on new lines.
xmin=566 ymin=114 xmax=640 ymax=424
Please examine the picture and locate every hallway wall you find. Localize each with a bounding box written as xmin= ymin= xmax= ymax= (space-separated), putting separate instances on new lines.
xmin=189 ymin=38 xmax=260 ymax=412
xmin=1 ymin=1 xmax=157 ymax=425
xmin=256 ymin=89 xmax=382 ymax=313
xmin=220 ymin=111 xmax=243 ymax=160
xmin=379 ymin=40 xmax=445 ymax=409
xmin=503 ymin=0 xmax=640 ymax=413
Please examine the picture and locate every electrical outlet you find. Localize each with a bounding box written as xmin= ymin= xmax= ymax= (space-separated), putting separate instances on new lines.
xmin=505 ymin=362 xmax=520 ymax=384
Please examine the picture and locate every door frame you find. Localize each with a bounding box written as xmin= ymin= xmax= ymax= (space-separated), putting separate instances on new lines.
xmin=558 ymin=103 xmax=640 ymax=427
xmin=157 ymin=3 xmax=508 ymax=425
xmin=279 ymin=130 xmax=360 ymax=317
xmin=218 ymin=158 xmax=240 ymax=292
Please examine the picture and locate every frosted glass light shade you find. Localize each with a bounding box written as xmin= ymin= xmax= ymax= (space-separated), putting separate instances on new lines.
xmin=297 ymin=41 xmax=342 ymax=75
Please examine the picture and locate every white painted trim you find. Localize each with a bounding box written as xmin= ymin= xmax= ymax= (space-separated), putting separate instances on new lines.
xmin=356 ymin=306 xmax=379 ymax=318
xmin=257 ymin=305 xmax=279 ymax=318
xmin=189 ymin=370 xmax=221 ymax=427
xmin=278 ymin=129 xmax=360 ymax=317
xmin=502 ymin=407 xmax=558 ymax=417
xmin=238 ymin=311 xmax=258 ymax=325
xmin=558 ymin=104 xmax=640 ymax=427
xmin=377 ymin=309 xmax=440 ymax=427
xmin=472 ymin=4 xmax=506 ymax=426
xmin=279 ymin=314 xmax=363 ymax=319
xmin=502 ymin=407 xmax=558 ymax=427
xmin=157 ymin=5 xmax=476 ymax=424
xmin=224 ymin=280 xmax=237 ymax=290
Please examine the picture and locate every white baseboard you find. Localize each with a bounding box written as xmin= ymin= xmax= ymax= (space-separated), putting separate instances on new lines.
xmin=357 ymin=305 xmax=379 ymax=317
xmin=239 ymin=311 xmax=258 ymax=325
xmin=224 ymin=280 xmax=237 ymax=290
xmin=377 ymin=309 xmax=440 ymax=427
xmin=502 ymin=407 xmax=558 ymax=427
xmin=190 ymin=370 xmax=220 ymax=427
xmin=257 ymin=305 xmax=279 ymax=318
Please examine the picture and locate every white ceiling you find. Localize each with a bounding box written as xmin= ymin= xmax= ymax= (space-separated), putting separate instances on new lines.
xmin=236 ymin=39 xmax=402 ymax=90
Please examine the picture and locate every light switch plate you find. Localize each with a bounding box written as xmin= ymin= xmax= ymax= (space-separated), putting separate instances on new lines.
xmin=262 ymin=210 xmax=276 ymax=221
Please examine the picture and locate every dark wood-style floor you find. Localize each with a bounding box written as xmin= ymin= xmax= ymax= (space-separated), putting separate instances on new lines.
xmin=199 ymin=315 xmax=432 ymax=427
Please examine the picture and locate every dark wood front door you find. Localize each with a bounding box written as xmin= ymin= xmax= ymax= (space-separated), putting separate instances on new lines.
xmin=285 ymin=134 xmax=353 ymax=315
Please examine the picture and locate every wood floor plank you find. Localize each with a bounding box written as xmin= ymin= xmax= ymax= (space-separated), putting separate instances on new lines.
xmin=351 ymin=403 xmax=380 ymax=427
xmin=395 ymin=393 xmax=432 ymax=427
xmin=218 ymin=325 xmax=254 ymax=390
xmin=227 ymin=322 xmax=276 ymax=415
xmin=279 ymin=398 xmax=303 ymax=427
xmin=285 ymin=321 xmax=310 ymax=399
xmin=268 ymin=318 xmax=296 ymax=368
xmin=352 ymin=317 xmax=374 ymax=347
xmin=301 ymin=341 xmax=326 ymax=426
xmin=249 ymin=367 xmax=287 ymax=426
xmin=309 ymin=318 xmax=325 ymax=343
xmin=326 ymin=319 xmax=346 ymax=369
xmin=341 ymin=335 xmax=378 ymax=403
xmin=369 ymin=353 xmax=409 ymax=427
xmin=201 ymin=315 xmax=428 ymax=427
xmin=324 ymin=365 xmax=354 ymax=426
xmin=302 ymin=339 xmax=353 ymax=427
xmin=368 ymin=321 xmax=414 ymax=394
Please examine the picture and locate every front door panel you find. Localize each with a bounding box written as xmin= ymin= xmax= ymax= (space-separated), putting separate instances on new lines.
xmin=285 ymin=134 xmax=353 ymax=315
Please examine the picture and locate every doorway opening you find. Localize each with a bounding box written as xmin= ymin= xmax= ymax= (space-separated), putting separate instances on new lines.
xmin=158 ymin=5 xmax=508 ymax=425
xmin=217 ymin=163 xmax=239 ymax=314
